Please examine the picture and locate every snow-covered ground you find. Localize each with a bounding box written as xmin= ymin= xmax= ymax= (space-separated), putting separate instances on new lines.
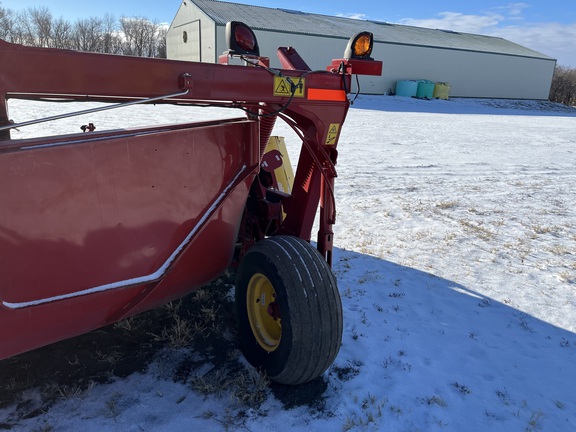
xmin=2 ymin=96 xmax=576 ymax=431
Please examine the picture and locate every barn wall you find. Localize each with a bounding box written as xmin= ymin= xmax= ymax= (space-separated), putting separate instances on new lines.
xmin=166 ymin=2 xmax=217 ymax=63
xmin=373 ymin=43 xmax=556 ymax=99
xmin=167 ymin=5 xmax=555 ymax=100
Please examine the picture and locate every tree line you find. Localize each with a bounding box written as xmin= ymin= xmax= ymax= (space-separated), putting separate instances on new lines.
xmin=549 ymin=65 xmax=576 ymax=106
xmin=0 ymin=4 xmax=166 ymax=58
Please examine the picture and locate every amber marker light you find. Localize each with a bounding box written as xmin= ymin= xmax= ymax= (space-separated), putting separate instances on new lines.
xmin=226 ymin=21 xmax=260 ymax=56
xmin=344 ymin=32 xmax=374 ymax=60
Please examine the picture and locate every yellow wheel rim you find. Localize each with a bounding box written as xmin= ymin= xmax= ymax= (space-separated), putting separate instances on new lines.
xmin=246 ymin=273 xmax=282 ymax=352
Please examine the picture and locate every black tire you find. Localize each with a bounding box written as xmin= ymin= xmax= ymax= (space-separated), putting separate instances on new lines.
xmin=235 ymin=235 xmax=343 ymax=385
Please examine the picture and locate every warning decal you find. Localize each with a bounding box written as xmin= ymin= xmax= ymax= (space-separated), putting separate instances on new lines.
xmin=325 ymin=123 xmax=340 ymax=145
xmin=273 ymin=76 xmax=305 ymax=98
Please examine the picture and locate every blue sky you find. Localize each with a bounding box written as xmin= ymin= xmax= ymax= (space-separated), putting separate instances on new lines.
xmin=1 ymin=0 xmax=575 ymax=66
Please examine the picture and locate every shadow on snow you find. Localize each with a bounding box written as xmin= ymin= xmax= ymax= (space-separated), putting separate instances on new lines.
xmin=331 ymin=246 xmax=576 ymax=430
xmin=352 ymin=95 xmax=576 ymax=117
xmin=1 ymin=246 xmax=575 ymax=430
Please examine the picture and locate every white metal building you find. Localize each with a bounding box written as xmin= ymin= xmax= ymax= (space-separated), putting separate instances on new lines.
xmin=167 ymin=0 xmax=556 ymax=99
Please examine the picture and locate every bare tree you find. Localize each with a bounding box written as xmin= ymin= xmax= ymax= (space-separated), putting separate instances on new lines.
xmin=72 ymin=17 xmax=103 ymax=52
xmin=0 ymin=4 xmax=13 ymax=41
xmin=14 ymin=9 xmax=36 ymax=46
xmin=120 ymin=16 xmax=162 ymax=57
xmin=3 ymin=10 xmax=26 ymax=45
xmin=51 ymin=17 xmax=73 ymax=49
xmin=28 ymin=6 xmax=53 ymax=47
xmin=101 ymin=13 xmax=122 ymax=54
xmin=1 ymin=4 xmax=167 ymax=59
xmin=0 ymin=6 xmax=41 ymax=45
xmin=156 ymin=26 xmax=167 ymax=59
xmin=549 ymin=65 xmax=576 ymax=106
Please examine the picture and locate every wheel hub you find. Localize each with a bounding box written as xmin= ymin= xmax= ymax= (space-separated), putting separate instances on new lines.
xmin=246 ymin=273 xmax=282 ymax=352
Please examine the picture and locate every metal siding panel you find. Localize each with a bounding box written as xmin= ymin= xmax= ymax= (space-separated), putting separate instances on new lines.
xmin=167 ymin=1 xmax=216 ymax=62
xmin=216 ymin=25 xmax=226 ymax=61
xmin=256 ymin=31 xmax=346 ymax=70
xmin=170 ymin=2 xmax=555 ymax=99
xmin=376 ymin=43 xmax=555 ymax=99
xmin=235 ymin=31 xmax=554 ymax=99
xmin=200 ymin=20 xmax=216 ymax=62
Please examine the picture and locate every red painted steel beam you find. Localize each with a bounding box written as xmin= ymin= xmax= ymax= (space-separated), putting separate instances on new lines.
xmin=0 ymin=40 xmax=346 ymax=106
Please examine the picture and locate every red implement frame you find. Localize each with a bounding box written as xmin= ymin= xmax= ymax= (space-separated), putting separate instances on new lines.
xmin=0 ymin=38 xmax=381 ymax=360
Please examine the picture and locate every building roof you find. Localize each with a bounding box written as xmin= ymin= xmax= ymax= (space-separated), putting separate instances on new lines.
xmin=187 ymin=0 xmax=553 ymax=60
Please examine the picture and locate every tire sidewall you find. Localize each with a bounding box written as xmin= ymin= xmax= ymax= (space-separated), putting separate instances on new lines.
xmin=235 ymin=249 xmax=294 ymax=379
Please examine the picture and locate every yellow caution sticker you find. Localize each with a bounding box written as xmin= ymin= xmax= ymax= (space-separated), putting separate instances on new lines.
xmin=325 ymin=123 xmax=340 ymax=145
xmin=274 ymin=76 xmax=305 ymax=98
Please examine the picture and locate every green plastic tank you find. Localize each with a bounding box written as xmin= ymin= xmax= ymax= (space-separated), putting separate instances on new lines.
xmin=416 ymin=80 xmax=435 ymax=99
